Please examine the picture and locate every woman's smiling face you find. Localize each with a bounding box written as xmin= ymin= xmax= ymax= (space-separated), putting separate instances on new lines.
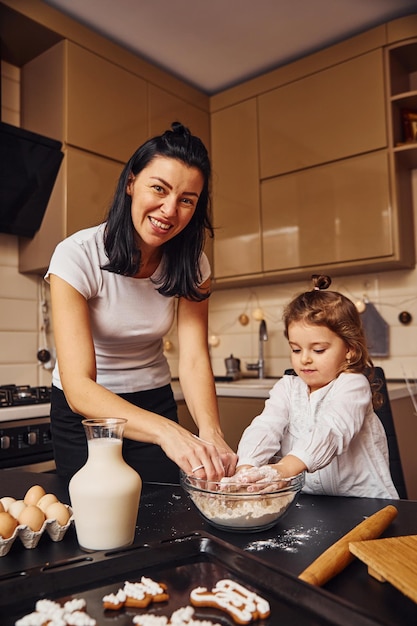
xmin=127 ymin=155 xmax=203 ymax=250
xmin=288 ymin=321 xmax=351 ymax=392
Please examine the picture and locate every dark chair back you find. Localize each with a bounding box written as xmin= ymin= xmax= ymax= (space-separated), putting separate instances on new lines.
xmin=284 ymin=367 xmax=408 ymax=499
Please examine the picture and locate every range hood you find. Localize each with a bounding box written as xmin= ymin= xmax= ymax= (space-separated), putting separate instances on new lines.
xmin=0 ymin=121 xmax=63 ymax=238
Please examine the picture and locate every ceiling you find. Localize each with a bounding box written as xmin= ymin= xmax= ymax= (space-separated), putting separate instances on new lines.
xmin=43 ymin=0 xmax=417 ymax=95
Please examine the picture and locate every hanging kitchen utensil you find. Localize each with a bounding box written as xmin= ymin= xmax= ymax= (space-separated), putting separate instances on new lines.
xmin=37 ymin=280 xmax=54 ymax=370
xmin=360 ymin=300 xmax=389 ymax=357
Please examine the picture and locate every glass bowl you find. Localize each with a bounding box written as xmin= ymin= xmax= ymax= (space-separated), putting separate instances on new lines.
xmin=180 ymin=469 xmax=304 ymax=533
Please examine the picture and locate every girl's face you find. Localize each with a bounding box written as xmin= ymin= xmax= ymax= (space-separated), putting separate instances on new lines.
xmin=287 ymin=321 xmax=351 ymax=393
xmin=127 ymin=155 xmax=203 ymax=251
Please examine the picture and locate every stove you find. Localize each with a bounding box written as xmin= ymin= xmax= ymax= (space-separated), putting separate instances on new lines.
xmin=0 ymin=385 xmax=54 ymax=471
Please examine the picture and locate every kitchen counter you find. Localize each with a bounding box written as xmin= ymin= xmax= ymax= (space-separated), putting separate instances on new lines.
xmin=0 ymin=471 xmax=416 ymax=625
xmin=172 ymin=378 xmax=411 ymax=400
xmin=172 ymin=378 xmax=278 ymax=400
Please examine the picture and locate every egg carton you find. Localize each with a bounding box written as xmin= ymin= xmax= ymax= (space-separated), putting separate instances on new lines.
xmin=0 ymin=506 xmax=73 ymax=557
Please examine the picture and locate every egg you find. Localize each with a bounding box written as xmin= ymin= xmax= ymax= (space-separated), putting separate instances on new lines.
xmin=18 ymin=505 xmax=46 ymax=532
xmin=45 ymin=502 xmax=71 ymax=526
xmin=0 ymin=497 xmax=16 ymax=512
xmin=24 ymin=485 xmax=46 ymax=506
xmin=0 ymin=511 xmax=18 ymax=539
xmin=8 ymin=500 xmax=27 ymax=519
xmin=37 ymin=493 xmax=58 ymax=513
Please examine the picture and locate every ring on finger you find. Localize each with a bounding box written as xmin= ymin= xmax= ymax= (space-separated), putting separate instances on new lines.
xmin=191 ymin=464 xmax=204 ymax=473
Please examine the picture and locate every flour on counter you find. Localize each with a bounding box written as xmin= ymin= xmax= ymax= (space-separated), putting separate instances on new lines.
xmin=244 ymin=525 xmax=323 ymax=553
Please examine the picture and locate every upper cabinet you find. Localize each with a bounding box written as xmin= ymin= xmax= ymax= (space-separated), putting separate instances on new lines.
xmin=21 ymin=40 xmax=149 ymax=162
xmin=210 ymin=20 xmax=417 ymax=287
xmin=65 ymin=43 xmax=149 ymax=162
xmin=148 ymin=84 xmax=210 ymax=149
xmin=210 ymin=99 xmax=261 ymax=278
xmin=258 ymin=50 xmax=387 ymax=178
xmin=261 ymin=150 xmax=393 ymax=273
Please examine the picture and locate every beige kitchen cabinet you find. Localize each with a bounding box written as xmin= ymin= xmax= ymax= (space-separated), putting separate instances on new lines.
xmin=148 ymin=84 xmax=210 ymax=149
xmin=211 ymin=32 xmax=416 ymax=287
xmin=177 ymin=396 xmax=264 ymax=452
xmin=19 ymin=146 xmax=123 ymax=273
xmin=22 ymin=40 xmax=149 ymax=162
xmin=261 ymin=149 xmax=402 ymax=274
xmin=211 ymin=99 xmax=262 ymax=279
xmin=177 ymin=400 xmax=198 ymax=436
xmin=258 ymin=49 xmax=387 ymax=179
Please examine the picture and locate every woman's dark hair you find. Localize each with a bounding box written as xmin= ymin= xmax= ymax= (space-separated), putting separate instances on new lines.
xmin=283 ymin=274 xmax=373 ymax=375
xmin=102 ymin=122 xmax=213 ymax=301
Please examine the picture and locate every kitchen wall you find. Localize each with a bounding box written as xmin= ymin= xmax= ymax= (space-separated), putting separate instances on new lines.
xmin=1 ymin=59 xmax=417 ymax=395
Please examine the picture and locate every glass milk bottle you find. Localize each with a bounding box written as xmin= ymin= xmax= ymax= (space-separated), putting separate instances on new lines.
xmin=69 ymin=418 xmax=142 ymax=551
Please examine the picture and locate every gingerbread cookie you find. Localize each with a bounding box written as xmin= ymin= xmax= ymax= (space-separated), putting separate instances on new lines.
xmin=102 ymin=576 xmax=169 ymax=611
xmin=16 ymin=597 xmax=95 ymax=626
xmin=190 ymin=578 xmax=270 ymax=624
xmin=102 ymin=588 xmax=127 ymax=610
xmin=133 ymin=605 xmax=221 ymax=625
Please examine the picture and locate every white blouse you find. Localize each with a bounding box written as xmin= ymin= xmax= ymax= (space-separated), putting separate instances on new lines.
xmin=237 ymin=372 xmax=398 ymax=499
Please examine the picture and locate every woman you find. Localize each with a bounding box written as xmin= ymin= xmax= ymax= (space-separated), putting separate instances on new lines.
xmin=46 ymin=122 xmax=237 ymax=483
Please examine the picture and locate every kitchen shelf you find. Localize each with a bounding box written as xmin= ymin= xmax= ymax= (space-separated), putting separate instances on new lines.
xmin=393 ymin=142 xmax=417 ymax=169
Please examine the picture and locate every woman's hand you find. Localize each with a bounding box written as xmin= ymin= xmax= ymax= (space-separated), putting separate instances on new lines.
xmin=176 ymin=280 xmax=238 ymax=479
xmin=157 ymin=421 xmax=229 ymax=481
xmin=196 ymin=430 xmax=238 ymax=477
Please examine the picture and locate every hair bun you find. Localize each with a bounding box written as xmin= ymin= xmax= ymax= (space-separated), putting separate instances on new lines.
xmin=311 ymin=274 xmax=332 ymax=291
xmin=171 ymin=121 xmax=190 ymax=137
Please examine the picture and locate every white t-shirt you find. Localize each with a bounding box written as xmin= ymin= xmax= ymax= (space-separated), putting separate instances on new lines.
xmin=237 ymin=372 xmax=398 ymax=499
xmin=45 ymin=223 xmax=211 ymax=394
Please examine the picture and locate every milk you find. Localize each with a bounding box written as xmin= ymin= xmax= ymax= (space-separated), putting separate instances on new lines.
xmin=69 ymin=420 xmax=142 ymax=551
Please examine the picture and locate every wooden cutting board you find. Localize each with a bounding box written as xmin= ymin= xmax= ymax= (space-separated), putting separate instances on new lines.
xmin=349 ymin=535 xmax=417 ymax=604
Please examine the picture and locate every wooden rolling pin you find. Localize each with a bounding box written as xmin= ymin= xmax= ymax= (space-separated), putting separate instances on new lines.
xmin=298 ymin=505 xmax=398 ymax=586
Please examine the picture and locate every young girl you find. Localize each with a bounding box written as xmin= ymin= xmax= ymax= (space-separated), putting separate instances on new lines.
xmin=234 ymin=275 xmax=398 ymax=499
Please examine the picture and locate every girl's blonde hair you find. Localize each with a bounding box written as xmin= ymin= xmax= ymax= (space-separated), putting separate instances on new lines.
xmin=283 ymin=274 xmax=372 ymax=375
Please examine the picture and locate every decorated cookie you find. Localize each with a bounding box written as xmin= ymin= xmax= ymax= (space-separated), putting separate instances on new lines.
xmin=190 ymin=578 xmax=270 ymax=624
xmin=15 ymin=597 xmax=95 ymax=626
xmin=102 ymin=576 xmax=169 ymax=610
xmin=133 ymin=605 xmax=221 ymax=625
xmin=102 ymin=588 xmax=127 ymax=610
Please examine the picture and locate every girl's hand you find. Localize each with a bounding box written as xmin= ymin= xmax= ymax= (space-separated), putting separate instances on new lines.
xmin=219 ymin=464 xmax=285 ymax=493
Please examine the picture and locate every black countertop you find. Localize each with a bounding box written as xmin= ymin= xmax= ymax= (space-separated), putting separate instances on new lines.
xmin=1 ymin=471 xmax=416 ymax=625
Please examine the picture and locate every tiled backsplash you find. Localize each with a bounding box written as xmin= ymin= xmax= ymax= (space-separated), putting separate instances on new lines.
xmin=1 ymin=60 xmax=417 ymax=388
